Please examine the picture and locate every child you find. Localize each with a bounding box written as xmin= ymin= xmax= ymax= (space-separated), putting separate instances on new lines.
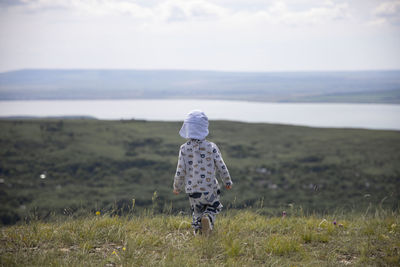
xmin=173 ymin=110 xmax=233 ymax=235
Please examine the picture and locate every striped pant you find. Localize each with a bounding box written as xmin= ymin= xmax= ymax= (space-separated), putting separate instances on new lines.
xmin=188 ymin=190 xmax=223 ymax=230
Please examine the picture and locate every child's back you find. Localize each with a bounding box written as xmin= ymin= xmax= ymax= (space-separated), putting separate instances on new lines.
xmin=173 ymin=110 xmax=233 ymax=235
xmin=174 ymin=139 xmax=231 ymax=194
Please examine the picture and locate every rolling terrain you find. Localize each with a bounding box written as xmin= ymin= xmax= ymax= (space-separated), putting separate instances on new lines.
xmin=0 ymin=119 xmax=399 ymax=225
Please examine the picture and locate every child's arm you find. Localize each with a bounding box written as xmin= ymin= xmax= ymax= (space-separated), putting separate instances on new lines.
xmin=173 ymin=146 xmax=186 ymax=194
xmin=213 ymin=144 xmax=233 ymax=189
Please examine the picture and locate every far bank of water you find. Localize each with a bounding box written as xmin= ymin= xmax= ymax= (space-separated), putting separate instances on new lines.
xmin=0 ymin=99 xmax=399 ymax=130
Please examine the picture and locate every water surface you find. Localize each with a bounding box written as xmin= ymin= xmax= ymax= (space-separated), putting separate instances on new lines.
xmin=0 ymin=100 xmax=399 ymax=130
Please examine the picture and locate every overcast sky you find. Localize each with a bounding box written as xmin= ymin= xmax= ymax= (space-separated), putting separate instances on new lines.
xmin=0 ymin=0 xmax=399 ymax=72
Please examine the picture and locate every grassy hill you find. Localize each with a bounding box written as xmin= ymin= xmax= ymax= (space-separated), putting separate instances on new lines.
xmin=1 ymin=210 xmax=399 ymax=266
xmin=0 ymin=119 xmax=399 ymax=225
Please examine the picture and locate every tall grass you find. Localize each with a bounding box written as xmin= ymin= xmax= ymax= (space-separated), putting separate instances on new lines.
xmin=1 ymin=209 xmax=399 ymax=266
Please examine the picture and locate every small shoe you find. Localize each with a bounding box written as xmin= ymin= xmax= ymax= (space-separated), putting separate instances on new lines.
xmin=201 ymin=215 xmax=212 ymax=236
xmin=193 ymin=228 xmax=200 ymax=236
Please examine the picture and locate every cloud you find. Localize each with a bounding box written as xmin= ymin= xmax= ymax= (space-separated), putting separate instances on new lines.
xmin=6 ymin=0 xmax=226 ymax=21
xmin=5 ymin=0 xmax=350 ymax=26
xmin=156 ymin=0 xmax=228 ymax=22
xmin=11 ymin=0 xmax=154 ymax=18
xmin=3 ymin=0 xmax=398 ymax=72
xmin=372 ymin=0 xmax=400 ymax=25
xmin=252 ymin=1 xmax=349 ymax=26
xmin=0 ymin=0 xmax=25 ymax=6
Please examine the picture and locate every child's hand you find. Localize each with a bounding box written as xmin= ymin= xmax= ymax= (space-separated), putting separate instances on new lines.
xmin=225 ymin=185 xmax=232 ymax=190
xmin=173 ymin=189 xmax=180 ymax=195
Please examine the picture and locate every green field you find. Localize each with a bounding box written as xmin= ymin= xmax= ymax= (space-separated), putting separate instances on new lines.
xmin=1 ymin=210 xmax=399 ymax=266
xmin=0 ymin=119 xmax=399 ymax=225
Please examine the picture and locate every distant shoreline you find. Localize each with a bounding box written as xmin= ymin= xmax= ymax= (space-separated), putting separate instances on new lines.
xmin=1 ymin=69 xmax=399 ymax=104
xmin=0 ymin=96 xmax=399 ymax=105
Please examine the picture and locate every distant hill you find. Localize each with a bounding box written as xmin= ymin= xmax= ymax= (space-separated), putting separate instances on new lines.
xmin=0 ymin=69 xmax=399 ymax=103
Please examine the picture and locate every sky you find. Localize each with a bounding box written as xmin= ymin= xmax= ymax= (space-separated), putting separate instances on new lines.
xmin=0 ymin=0 xmax=399 ymax=72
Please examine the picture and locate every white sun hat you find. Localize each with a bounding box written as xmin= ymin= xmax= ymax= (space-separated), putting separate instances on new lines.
xmin=179 ymin=110 xmax=209 ymax=140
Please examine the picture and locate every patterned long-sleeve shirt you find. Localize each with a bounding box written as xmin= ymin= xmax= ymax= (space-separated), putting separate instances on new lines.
xmin=173 ymin=139 xmax=232 ymax=193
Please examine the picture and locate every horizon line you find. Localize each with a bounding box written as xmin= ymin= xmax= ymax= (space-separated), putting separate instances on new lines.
xmin=1 ymin=67 xmax=400 ymax=74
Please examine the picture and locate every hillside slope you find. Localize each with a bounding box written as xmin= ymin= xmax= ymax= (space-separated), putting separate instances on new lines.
xmin=0 ymin=119 xmax=399 ymax=225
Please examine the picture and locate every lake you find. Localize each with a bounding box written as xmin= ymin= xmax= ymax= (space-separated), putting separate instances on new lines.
xmin=0 ymin=100 xmax=399 ymax=130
